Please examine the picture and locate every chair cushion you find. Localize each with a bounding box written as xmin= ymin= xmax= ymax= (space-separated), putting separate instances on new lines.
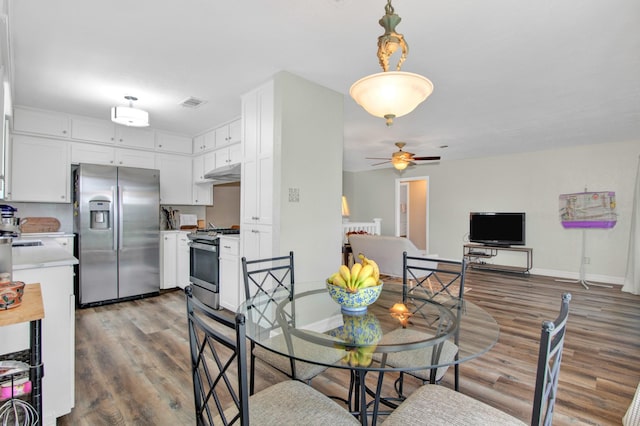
xmin=623 ymin=382 xmax=640 ymax=426
xmin=217 ymin=380 xmax=360 ymax=425
xmin=383 ymin=384 xmax=526 ymax=425
xmin=374 ymin=328 xmax=458 ymax=382
xmin=254 ymin=333 xmax=345 ymax=381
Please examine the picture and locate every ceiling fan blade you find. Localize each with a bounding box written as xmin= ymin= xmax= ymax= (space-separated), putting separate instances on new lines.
xmin=371 ymin=160 xmax=391 ymax=166
xmin=366 ymin=157 xmax=392 ymax=160
xmin=412 ymin=156 xmax=441 ymax=161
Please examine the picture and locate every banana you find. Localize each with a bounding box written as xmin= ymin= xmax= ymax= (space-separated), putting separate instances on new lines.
xmin=355 ymin=264 xmax=373 ymax=287
xmin=368 ymin=258 xmax=380 ymax=282
xmin=339 ymin=264 xmax=351 ymax=284
xmin=359 ymin=276 xmax=378 ymax=288
xmin=327 ymin=272 xmax=339 ymax=284
xmin=350 ymin=263 xmax=362 ymax=288
xmin=332 ymin=274 xmax=348 ymax=288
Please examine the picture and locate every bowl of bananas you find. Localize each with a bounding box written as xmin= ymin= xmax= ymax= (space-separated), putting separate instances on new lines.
xmin=328 ymin=312 xmax=382 ymax=367
xmin=326 ymin=255 xmax=383 ymax=314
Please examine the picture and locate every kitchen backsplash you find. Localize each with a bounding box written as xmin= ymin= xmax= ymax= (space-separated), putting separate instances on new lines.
xmin=10 ymin=202 xmax=73 ymax=233
xmin=160 ymin=205 xmax=206 ymax=230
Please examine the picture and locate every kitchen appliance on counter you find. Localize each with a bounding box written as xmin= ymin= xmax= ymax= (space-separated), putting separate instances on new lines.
xmin=0 ymin=204 xmax=21 ymax=282
xmin=74 ymin=164 xmax=160 ymax=307
xmin=187 ymin=227 xmax=240 ymax=309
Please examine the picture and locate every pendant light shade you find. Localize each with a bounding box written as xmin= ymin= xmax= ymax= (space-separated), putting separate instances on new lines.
xmin=350 ymin=0 xmax=434 ymax=126
xmin=350 ymin=71 xmax=433 ymax=126
xmin=111 ymin=96 xmax=149 ymax=127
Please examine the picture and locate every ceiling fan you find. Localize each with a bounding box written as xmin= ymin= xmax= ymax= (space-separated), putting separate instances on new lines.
xmin=367 ymin=142 xmax=441 ymax=170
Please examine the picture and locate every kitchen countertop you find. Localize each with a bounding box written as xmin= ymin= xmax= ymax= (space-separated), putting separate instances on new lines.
xmin=13 ymin=240 xmax=78 ymax=270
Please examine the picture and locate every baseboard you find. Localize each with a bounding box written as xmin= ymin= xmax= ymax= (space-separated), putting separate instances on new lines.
xmin=531 ymin=268 xmax=624 ymax=286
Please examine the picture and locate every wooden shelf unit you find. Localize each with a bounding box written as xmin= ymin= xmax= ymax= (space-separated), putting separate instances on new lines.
xmin=463 ymin=244 xmax=533 ymax=274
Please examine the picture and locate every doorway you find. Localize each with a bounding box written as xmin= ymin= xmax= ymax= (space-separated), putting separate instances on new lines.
xmin=395 ymin=176 xmax=429 ymax=252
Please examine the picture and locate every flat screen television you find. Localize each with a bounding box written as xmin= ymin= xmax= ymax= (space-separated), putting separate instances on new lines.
xmin=469 ymin=212 xmax=526 ymax=246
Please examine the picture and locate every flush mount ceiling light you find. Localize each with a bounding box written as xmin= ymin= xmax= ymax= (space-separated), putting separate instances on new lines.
xmin=111 ymin=95 xmax=149 ymax=127
xmin=350 ymin=0 xmax=434 ymax=126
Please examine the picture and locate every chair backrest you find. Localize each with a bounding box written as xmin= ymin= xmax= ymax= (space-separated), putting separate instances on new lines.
xmin=402 ymin=252 xmax=467 ymax=310
xmin=241 ymin=251 xmax=295 ymax=303
xmin=185 ymin=286 xmax=249 ymax=426
xmin=531 ymin=292 xmax=572 ymax=426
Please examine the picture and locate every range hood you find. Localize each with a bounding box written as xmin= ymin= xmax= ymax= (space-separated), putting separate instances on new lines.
xmin=203 ymin=162 xmax=241 ymax=183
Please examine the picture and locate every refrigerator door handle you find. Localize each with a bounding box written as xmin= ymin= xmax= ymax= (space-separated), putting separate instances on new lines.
xmin=112 ymin=185 xmax=118 ymax=252
xmin=118 ymin=185 xmax=124 ymax=250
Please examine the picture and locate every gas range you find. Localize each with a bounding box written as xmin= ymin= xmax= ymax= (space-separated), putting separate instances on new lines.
xmin=187 ymin=228 xmax=240 ymax=243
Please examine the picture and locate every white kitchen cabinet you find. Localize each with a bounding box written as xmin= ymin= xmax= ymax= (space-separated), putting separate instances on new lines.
xmin=193 ymin=151 xmax=216 ymax=183
xmin=156 ymin=131 xmax=192 ymax=154
xmin=192 ymin=183 xmax=212 ymax=206
xmin=0 ymin=265 xmax=75 ymax=425
xmin=241 ymin=225 xmax=273 ymax=266
xmin=70 ymin=142 xmax=116 ymax=165
xmin=10 ymin=135 xmax=70 ymax=202
xmin=193 ymin=129 xmax=216 ymax=152
xmin=115 ymin=147 xmax=156 ymax=169
xmin=177 ymin=231 xmax=191 ymax=289
xmin=70 ymin=116 xmax=115 ymax=144
xmin=160 ymin=232 xmax=177 ymax=289
xmin=13 ymin=106 xmax=70 ymax=138
xmin=161 ymin=231 xmax=191 ymax=289
xmin=155 ymin=153 xmax=192 ymax=205
xmin=21 ymin=234 xmax=75 ymax=254
xmin=71 ymin=143 xmax=154 ymax=169
xmin=214 ymin=142 xmax=241 ymax=169
xmin=115 ymin=126 xmax=155 ymax=150
xmin=219 ymin=236 xmax=242 ymax=311
xmin=70 ymin=116 xmax=154 ymax=149
xmin=241 ymin=82 xmax=274 ymax=226
xmin=214 ymin=119 xmax=241 ymax=148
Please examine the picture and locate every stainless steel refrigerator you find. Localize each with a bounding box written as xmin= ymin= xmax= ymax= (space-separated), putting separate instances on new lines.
xmin=74 ymin=164 xmax=160 ymax=307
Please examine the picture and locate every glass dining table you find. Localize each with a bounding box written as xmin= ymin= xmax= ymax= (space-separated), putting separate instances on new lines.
xmin=238 ymin=281 xmax=499 ymax=425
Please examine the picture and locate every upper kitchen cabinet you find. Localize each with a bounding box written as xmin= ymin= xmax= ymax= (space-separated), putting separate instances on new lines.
xmin=155 ymin=153 xmax=193 ymax=205
xmin=214 ymin=119 xmax=241 ymax=148
xmin=214 ymin=143 xmax=241 ymax=169
xmin=155 ymin=131 xmax=192 ymax=154
xmin=10 ymin=135 xmax=70 ymax=202
xmin=115 ymin=147 xmax=156 ymax=169
xmin=241 ymin=81 xmax=274 ymax=226
xmin=13 ymin=106 xmax=70 ymax=138
xmin=193 ymin=129 xmax=216 ymax=153
xmin=71 ymin=116 xmax=155 ymax=149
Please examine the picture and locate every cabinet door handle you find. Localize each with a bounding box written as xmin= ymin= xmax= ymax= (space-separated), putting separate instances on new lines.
xmin=223 ymin=245 xmax=231 ymax=249
xmin=251 ymin=229 xmax=259 ymax=233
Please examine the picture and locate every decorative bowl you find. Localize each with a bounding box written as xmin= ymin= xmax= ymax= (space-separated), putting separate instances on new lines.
xmin=0 ymin=281 xmax=25 ymax=310
xmin=326 ymin=281 xmax=383 ymax=314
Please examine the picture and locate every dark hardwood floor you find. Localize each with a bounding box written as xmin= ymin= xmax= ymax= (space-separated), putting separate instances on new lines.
xmin=58 ymin=271 xmax=640 ymax=425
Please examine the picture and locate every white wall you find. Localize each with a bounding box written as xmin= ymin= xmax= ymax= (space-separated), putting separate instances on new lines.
xmin=345 ymin=140 xmax=639 ymax=284
xmin=274 ymin=71 xmax=344 ymax=282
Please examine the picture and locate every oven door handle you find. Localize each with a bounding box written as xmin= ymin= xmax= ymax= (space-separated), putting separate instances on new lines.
xmin=188 ymin=241 xmax=218 ymax=252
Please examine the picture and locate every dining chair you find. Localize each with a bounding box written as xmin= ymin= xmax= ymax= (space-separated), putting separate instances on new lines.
xmin=379 ymin=253 xmax=467 ymax=398
xmin=383 ymin=292 xmax=572 ymax=426
xmin=185 ymin=286 xmax=359 ymax=425
xmin=241 ymin=252 xmax=342 ymax=395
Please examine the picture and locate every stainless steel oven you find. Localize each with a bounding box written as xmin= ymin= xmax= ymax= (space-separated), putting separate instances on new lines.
xmin=188 ymin=228 xmax=240 ymax=310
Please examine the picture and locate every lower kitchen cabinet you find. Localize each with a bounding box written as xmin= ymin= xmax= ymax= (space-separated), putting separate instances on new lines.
xmin=219 ymin=236 xmax=241 ymax=311
xmin=161 ymin=231 xmax=191 ymax=289
xmin=0 ymin=265 xmax=75 ymax=426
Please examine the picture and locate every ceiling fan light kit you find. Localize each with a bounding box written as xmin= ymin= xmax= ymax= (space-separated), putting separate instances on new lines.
xmin=111 ymin=95 xmax=149 ymax=127
xmin=350 ymin=0 xmax=434 ymax=126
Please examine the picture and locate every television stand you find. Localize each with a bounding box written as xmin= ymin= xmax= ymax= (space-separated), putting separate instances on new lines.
xmin=463 ymin=244 xmax=533 ymax=274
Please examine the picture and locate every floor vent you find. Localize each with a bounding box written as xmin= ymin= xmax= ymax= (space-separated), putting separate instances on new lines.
xmin=179 ymin=97 xmax=207 ymax=108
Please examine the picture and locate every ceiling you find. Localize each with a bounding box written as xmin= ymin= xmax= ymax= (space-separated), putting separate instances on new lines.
xmin=4 ymin=0 xmax=640 ymax=172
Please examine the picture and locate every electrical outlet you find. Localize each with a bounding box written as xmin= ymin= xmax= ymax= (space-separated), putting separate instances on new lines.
xmin=288 ymin=188 xmax=300 ymax=202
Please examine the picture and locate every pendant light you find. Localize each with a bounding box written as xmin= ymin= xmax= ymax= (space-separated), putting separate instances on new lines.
xmin=350 ymin=0 xmax=434 ymax=126
xmin=111 ymin=95 xmax=149 ymax=127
